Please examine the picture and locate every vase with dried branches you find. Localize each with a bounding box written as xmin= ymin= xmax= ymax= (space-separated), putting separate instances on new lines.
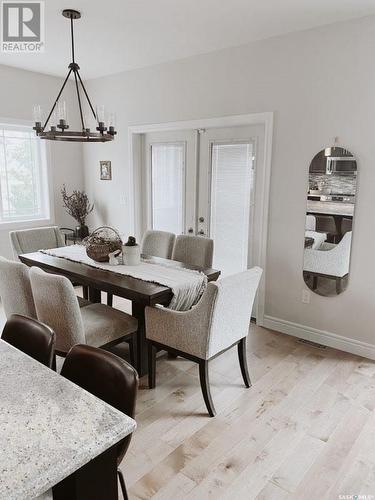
xmin=61 ymin=185 xmax=94 ymax=238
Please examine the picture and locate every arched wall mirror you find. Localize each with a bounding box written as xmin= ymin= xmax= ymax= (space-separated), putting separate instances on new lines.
xmin=303 ymin=146 xmax=357 ymax=296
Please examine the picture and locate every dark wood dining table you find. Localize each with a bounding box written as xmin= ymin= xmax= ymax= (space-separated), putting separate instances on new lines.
xmin=19 ymin=252 xmax=220 ymax=376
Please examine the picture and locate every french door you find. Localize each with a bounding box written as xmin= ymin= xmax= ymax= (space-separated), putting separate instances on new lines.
xmin=142 ymin=124 xmax=264 ymax=277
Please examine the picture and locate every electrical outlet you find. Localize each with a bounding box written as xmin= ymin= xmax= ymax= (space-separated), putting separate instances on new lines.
xmin=302 ymin=289 xmax=310 ymax=304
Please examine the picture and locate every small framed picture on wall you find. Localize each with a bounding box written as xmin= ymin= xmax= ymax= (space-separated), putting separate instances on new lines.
xmin=100 ymin=161 xmax=112 ymax=180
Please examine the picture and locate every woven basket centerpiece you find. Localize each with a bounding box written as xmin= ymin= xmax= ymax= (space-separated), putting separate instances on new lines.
xmin=83 ymin=226 xmax=122 ymax=262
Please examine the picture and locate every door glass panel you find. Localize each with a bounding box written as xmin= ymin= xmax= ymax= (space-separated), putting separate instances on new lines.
xmin=151 ymin=142 xmax=185 ymax=234
xmin=210 ymin=141 xmax=254 ymax=276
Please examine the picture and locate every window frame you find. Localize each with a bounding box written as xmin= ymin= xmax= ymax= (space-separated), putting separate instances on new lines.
xmin=0 ymin=118 xmax=53 ymax=230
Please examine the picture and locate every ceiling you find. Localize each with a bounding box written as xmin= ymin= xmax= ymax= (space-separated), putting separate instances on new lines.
xmin=1 ymin=0 xmax=375 ymax=80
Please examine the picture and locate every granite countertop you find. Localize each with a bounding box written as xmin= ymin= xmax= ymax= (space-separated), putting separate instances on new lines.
xmin=307 ymin=200 xmax=354 ymax=217
xmin=0 ymin=340 xmax=136 ymax=500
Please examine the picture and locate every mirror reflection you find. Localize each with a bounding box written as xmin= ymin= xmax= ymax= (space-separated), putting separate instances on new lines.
xmin=303 ymin=146 xmax=357 ymax=296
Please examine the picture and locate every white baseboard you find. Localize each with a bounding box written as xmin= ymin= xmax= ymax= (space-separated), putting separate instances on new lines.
xmin=263 ymin=315 xmax=375 ymax=360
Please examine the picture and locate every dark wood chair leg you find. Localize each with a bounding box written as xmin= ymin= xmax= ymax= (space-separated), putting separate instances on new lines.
xmin=148 ymin=342 xmax=156 ymax=389
xmin=238 ymin=337 xmax=251 ymax=388
xmin=107 ymin=293 xmax=113 ymax=307
xmin=128 ymin=333 xmax=137 ymax=370
xmin=117 ymin=469 xmax=128 ymax=500
xmin=312 ymin=276 xmax=318 ymax=290
xmin=198 ymin=360 xmax=216 ymax=417
xmin=82 ymin=285 xmax=89 ymax=300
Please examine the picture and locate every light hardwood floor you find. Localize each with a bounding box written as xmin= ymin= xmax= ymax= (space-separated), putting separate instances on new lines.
xmin=113 ymin=298 xmax=375 ymax=499
xmin=1 ymin=297 xmax=374 ymax=499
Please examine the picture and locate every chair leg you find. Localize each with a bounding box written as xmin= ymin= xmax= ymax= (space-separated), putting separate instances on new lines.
xmin=107 ymin=293 xmax=113 ymax=307
xmin=117 ymin=469 xmax=128 ymax=500
xmin=128 ymin=333 xmax=137 ymax=370
xmin=312 ymin=276 xmax=318 ymax=290
xmin=238 ymin=337 xmax=251 ymax=388
xmin=82 ymin=285 xmax=89 ymax=300
xmin=336 ymin=277 xmax=342 ymax=294
xmin=148 ymin=342 xmax=157 ymax=389
xmin=198 ymin=360 xmax=216 ymax=417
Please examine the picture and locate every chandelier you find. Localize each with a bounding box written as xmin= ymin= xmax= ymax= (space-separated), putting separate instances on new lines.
xmin=33 ymin=9 xmax=116 ymax=142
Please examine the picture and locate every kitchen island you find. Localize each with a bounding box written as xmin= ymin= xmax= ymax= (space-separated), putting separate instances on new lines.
xmin=307 ymin=200 xmax=354 ymax=217
xmin=0 ymin=340 xmax=136 ymax=500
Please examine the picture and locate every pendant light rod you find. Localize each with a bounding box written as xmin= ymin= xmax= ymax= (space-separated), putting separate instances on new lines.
xmin=76 ymin=71 xmax=97 ymax=121
xmin=74 ymin=70 xmax=85 ymax=130
xmin=70 ymin=17 xmax=75 ymax=63
xmin=42 ymin=68 xmax=72 ymax=131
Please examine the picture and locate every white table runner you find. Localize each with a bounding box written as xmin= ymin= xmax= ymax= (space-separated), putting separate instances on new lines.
xmin=40 ymin=245 xmax=207 ymax=311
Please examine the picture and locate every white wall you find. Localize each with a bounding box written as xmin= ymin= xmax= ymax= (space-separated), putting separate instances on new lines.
xmin=83 ymin=15 xmax=375 ymax=355
xmin=0 ymin=64 xmax=84 ymax=258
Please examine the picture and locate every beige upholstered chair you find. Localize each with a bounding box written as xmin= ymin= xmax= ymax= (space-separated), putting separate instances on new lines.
xmin=9 ymin=226 xmax=65 ymax=259
xmin=141 ymin=230 xmax=175 ymax=259
xmin=29 ymin=267 xmax=138 ymax=366
xmin=0 ymin=257 xmax=37 ymax=319
xmin=172 ymin=235 xmax=214 ymax=268
xmin=146 ymin=266 xmax=263 ymax=416
xmin=10 ymin=226 xmax=91 ymax=302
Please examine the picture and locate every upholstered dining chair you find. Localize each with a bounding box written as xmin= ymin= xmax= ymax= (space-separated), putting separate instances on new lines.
xmin=10 ymin=226 xmax=90 ymax=301
xmin=0 ymin=256 xmax=90 ymax=317
xmin=303 ymin=231 xmax=352 ymax=294
xmin=141 ymin=230 xmax=176 ymax=259
xmin=172 ymin=234 xmax=214 ymax=268
xmin=103 ymin=228 xmax=176 ymax=309
xmin=306 ymin=215 xmax=316 ymax=231
xmin=61 ymin=344 xmax=138 ymax=500
xmin=10 ymin=226 xmax=65 ymax=259
xmin=2 ymin=314 xmax=56 ymax=369
xmin=0 ymin=256 xmax=37 ymax=319
xmin=29 ymin=267 xmax=138 ymax=367
xmin=145 ymin=266 xmax=263 ymax=417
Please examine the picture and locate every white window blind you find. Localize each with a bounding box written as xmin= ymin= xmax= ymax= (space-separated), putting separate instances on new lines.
xmin=210 ymin=141 xmax=254 ymax=276
xmin=151 ymin=142 xmax=185 ymax=234
xmin=0 ymin=124 xmax=49 ymax=224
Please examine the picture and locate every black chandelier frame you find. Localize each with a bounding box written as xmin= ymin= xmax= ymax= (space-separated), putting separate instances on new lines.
xmin=33 ymin=9 xmax=116 ymax=142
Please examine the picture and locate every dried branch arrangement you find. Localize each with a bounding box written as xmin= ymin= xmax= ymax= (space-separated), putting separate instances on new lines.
xmin=61 ymin=185 xmax=94 ymax=225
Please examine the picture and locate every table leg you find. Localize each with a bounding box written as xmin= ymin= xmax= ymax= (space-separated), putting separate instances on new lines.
xmin=88 ymin=286 xmax=102 ymax=303
xmin=52 ymin=445 xmax=118 ymax=500
xmin=132 ymin=302 xmax=148 ymax=377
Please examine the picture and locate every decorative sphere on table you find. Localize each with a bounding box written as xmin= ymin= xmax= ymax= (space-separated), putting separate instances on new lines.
xmin=84 ymin=226 xmax=122 ymax=262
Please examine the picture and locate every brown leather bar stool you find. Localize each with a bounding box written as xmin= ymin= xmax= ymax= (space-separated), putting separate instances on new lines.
xmin=341 ymin=217 xmax=353 ymax=235
xmin=1 ymin=314 xmax=56 ymax=369
xmin=61 ymin=344 xmax=138 ymax=500
xmin=315 ymin=215 xmax=339 ymax=243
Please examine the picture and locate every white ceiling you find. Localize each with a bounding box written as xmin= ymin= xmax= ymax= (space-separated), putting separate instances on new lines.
xmin=1 ymin=0 xmax=375 ymax=80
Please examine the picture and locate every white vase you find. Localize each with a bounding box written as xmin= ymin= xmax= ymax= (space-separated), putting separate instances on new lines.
xmin=122 ymin=244 xmax=141 ymax=266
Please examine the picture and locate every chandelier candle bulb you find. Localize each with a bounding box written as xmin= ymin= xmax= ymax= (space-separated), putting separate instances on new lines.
xmin=33 ymin=104 xmax=42 ymax=122
xmin=96 ymin=105 xmax=106 ymax=123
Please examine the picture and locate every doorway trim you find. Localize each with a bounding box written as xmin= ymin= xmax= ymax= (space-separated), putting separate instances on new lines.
xmin=128 ymin=112 xmax=274 ymax=326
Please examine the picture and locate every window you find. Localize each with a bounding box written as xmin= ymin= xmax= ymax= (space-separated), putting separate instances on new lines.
xmin=0 ymin=123 xmax=50 ymax=224
xmin=210 ymin=141 xmax=254 ymax=276
xmin=150 ymin=142 xmax=185 ymax=234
